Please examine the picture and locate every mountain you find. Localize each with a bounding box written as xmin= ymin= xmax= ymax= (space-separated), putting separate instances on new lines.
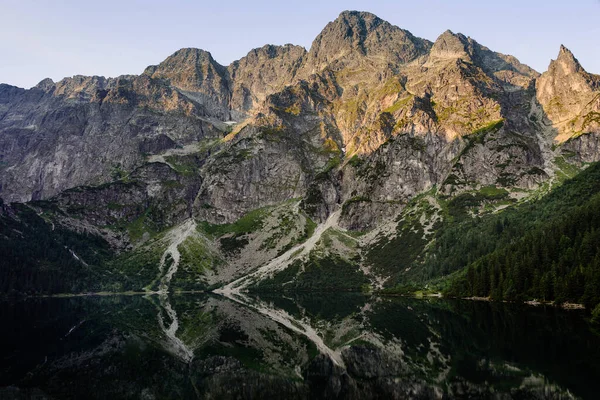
xmin=143 ymin=48 xmax=232 ymax=119
xmin=1 ymin=11 xmax=600 ymax=310
xmin=537 ymin=45 xmax=600 ymax=143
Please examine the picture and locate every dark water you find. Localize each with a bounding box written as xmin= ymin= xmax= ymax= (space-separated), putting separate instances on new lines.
xmin=1 ymin=293 xmax=599 ymax=399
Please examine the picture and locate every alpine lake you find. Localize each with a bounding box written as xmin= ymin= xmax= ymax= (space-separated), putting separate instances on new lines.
xmin=1 ymin=292 xmax=599 ymax=399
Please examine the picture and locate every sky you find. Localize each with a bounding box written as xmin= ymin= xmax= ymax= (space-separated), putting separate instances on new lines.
xmin=1 ymin=0 xmax=599 ymax=89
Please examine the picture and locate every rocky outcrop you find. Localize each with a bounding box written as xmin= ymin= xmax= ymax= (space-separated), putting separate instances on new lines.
xmin=228 ymin=44 xmax=306 ymax=118
xmin=300 ymin=10 xmax=431 ymax=76
xmin=536 ymin=45 xmax=600 ymax=141
xmin=143 ymin=48 xmax=232 ymax=119
xmin=192 ymin=121 xmax=336 ymax=224
xmin=54 ymin=162 xmax=200 ymax=229
xmin=0 ymin=74 xmax=221 ymax=202
xmin=0 ymin=10 xmax=548 ymax=205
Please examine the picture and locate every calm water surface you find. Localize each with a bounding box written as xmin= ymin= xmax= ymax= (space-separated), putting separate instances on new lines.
xmin=1 ymin=293 xmax=598 ymax=399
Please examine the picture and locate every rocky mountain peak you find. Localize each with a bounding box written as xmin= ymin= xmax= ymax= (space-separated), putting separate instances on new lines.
xmin=551 ymin=45 xmax=583 ymax=76
xmin=429 ymin=30 xmax=472 ymax=63
xmin=148 ymin=47 xmax=217 ymax=68
xmin=425 ymin=31 xmax=538 ymax=92
xmin=245 ymin=44 xmax=305 ymax=61
xmin=537 ymin=45 xmax=600 ymax=141
xmin=34 ymin=78 xmax=56 ymax=92
xmin=309 ymin=10 xmax=386 ymax=60
xmin=230 ymin=44 xmax=306 ymax=71
xmin=143 ymin=48 xmax=227 ymax=89
xmin=335 ymin=10 xmax=384 ymax=32
xmin=143 ymin=47 xmax=231 ymax=119
xmin=227 ymin=44 xmax=307 ymax=116
xmin=302 ymin=10 xmax=431 ymax=74
xmin=1 ymin=10 xmax=599 ymax=209
xmin=51 ymin=75 xmax=111 ymax=100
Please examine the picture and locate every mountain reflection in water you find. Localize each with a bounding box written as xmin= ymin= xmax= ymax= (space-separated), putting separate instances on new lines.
xmin=1 ymin=293 xmax=598 ymax=399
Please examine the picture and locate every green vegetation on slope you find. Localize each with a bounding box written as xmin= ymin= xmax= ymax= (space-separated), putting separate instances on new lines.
xmin=5 ymin=155 xmax=600 ymax=306
xmin=250 ymin=254 xmax=367 ymax=292
xmin=200 ymin=208 xmax=267 ymax=237
xmin=377 ymin=162 xmax=600 ymax=309
xmin=445 ymin=191 xmax=600 ymax=308
xmin=172 ymin=235 xmax=222 ymax=291
xmin=199 ymin=207 xmax=268 ymax=255
xmin=0 ymin=200 xmax=116 ymax=295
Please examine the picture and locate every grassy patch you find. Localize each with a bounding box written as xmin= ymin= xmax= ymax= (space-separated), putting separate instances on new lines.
xmin=126 ymin=208 xmax=160 ymax=242
xmin=107 ymin=241 xmax=165 ymax=292
xmin=172 ymin=235 xmax=220 ymax=290
xmin=384 ymin=95 xmax=414 ymax=114
xmin=315 ymin=156 xmax=342 ymax=180
xmin=554 ymin=156 xmax=580 ymax=181
xmin=341 ymin=196 xmax=372 ymax=215
xmin=164 ymin=155 xmax=199 ymax=177
xmin=472 ymin=119 xmax=505 ymax=135
xmin=582 ymin=111 xmax=600 ymax=130
xmin=251 ymin=254 xmax=367 ymax=292
xmin=347 ymin=155 xmax=364 ymax=168
xmin=199 ymin=208 xmax=268 ymax=238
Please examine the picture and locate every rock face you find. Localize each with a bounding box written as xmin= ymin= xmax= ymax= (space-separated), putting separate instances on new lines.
xmin=228 ymin=44 xmax=307 ymax=117
xmin=300 ymin=10 xmax=431 ymax=75
xmin=143 ymin=48 xmax=232 ymax=119
xmin=0 ymin=75 xmax=221 ymax=202
xmin=536 ymin=45 xmax=600 ymax=141
xmin=1 ymin=10 xmax=600 ymax=290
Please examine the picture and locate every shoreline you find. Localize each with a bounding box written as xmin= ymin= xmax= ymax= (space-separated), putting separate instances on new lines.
xmin=373 ymin=292 xmax=586 ymax=310
xmin=1 ymin=290 xmax=588 ymax=311
xmin=1 ymin=290 xmax=206 ymax=299
xmin=457 ymin=295 xmax=586 ymax=310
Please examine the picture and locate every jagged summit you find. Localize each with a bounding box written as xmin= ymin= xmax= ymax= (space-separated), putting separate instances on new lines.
xmin=551 ymin=44 xmax=583 ymax=75
xmin=142 ymin=47 xmax=231 ymax=117
xmin=235 ymin=44 xmax=306 ymax=62
xmin=332 ymin=10 xmax=387 ymax=34
xmin=302 ymin=10 xmax=431 ymax=74
xmin=228 ymin=43 xmax=306 ymax=114
xmin=537 ymin=45 xmax=600 ymax=141
xmin=337 ymin=10 xmax=378 ymax=18
xmin=0 ymin=9 xmax=597 ymax=205
xmin=424 ymin=29 xmax=538 ymax=94
xmin=143 ymin=47 xmax=227 ymax=87
xmin=3 ymin=11 xmax=597 ymax=96
xmin=429 ymin=30 xmax=472 ymax=62
xmin=150 ymin=47 xmax=218 ymax=64
xmin=34 ymin=77 xmax=56 ymax=92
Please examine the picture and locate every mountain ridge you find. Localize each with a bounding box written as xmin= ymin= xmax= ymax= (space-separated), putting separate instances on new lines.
xmin=12 ymin=11 xmax=586 ymax=92
xmin=1 ymin=10 xmax=600 ymax=311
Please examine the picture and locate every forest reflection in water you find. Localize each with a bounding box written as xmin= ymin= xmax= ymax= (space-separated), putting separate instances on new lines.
xmin=1 ymin=292 xmax=598 ymax=399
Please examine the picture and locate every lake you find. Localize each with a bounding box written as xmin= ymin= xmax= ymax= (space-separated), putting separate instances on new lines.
xmin=1 ymin=293 xmax=598 ymax=399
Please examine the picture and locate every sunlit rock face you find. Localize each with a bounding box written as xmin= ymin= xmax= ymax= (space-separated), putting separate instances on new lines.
xmin=2 ymin=10 xmax=600 ymax=296
xmin=0 ymin=10 xmax=585 ymax=204
xmin=536 ymin=45 xmax=600 ymax=142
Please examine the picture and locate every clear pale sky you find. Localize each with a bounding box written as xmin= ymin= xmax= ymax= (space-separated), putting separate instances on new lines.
xmin=1 ymin=0 xmax=598 ymax=88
